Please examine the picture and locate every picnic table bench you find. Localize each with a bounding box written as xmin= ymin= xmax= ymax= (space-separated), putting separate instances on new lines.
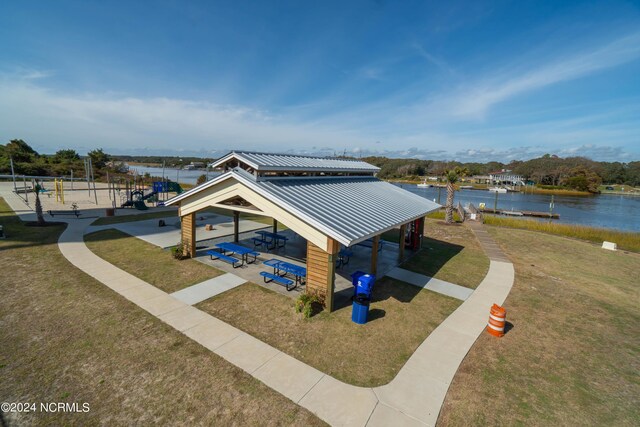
xmin=254 ymin=230 xmax=289 ymax=250
xmin=48 ymin=209 xmax=81 ymax=218
xmin=206 ymin=249 xmax=242 ymax=268
xmin=215 ymin=242 xmax=259 ymax=264
xmin=336 ymin=248 xmax=354 ymax=268
xmin=260 ymin=271 xmax=295 ymax=291
xmin=356 ymin=239 xmax=385 ymax=252
xmin=263 ymin=258 xmax=306 ymax=287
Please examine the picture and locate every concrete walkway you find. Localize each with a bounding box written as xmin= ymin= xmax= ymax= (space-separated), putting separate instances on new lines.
xmin=170 ymin=273 xmax=247 ymax=305
xmin=43 ymin=199 xmax=515 ymax=426
xmin=386 ymin=268 xmax=474 ymax=301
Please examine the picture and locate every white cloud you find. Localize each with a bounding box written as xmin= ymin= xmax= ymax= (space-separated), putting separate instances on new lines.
xmin=440 ymin=31 xmax=640 ymax=119
xmin=0 ymin=78 xmax=370 ymax=154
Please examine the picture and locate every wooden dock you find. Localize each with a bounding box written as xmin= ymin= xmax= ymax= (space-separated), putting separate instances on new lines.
xmin=480 ymin=208 xmax=559 ymax=219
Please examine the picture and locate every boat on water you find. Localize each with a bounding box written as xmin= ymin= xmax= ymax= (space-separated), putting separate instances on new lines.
xmin=488 ymin=187 xmax=507 ymax=193
xmin=417 ymin=179 xmax=431 ymax=188
xmin=460 ymin=185 xmax=474 ymax=189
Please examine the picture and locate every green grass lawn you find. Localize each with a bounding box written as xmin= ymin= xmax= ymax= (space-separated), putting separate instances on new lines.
xmin=0 ymin=197 xmax=324 ymax=426
xmin=484 ymin=215 xmax=640 ymax=252
xmin=440 ymin=226 xmax=640 ymax=426
xmin=92 ymin=209 xmax=178 ymax=225
xmin=397 ymin=219 xmax=489 ymax=289
xmin=85 ymin=229 xmax=223 ymax=293
xmin=196 ymin=278 xmax=460 ymax=387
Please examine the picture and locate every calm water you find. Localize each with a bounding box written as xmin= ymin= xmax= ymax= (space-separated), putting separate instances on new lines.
xmin=397 ymin=184 xmax=640 ymax=232
xmin=128 ymin=165 xmax=220 ymax=185
xmin=130 ymin=166 xmax=639 ymax=232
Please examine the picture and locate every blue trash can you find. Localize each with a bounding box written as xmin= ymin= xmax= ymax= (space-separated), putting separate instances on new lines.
xmin=351 ymin=271 xmax=366 ymax=286
xmin=352 ymin=293 xmax=370 ymax=324
xmin=356 ymin=274 xmax=376 ymax=299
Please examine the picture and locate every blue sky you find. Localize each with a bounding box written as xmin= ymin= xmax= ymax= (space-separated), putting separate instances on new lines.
xmin=1 ymin=0 xmax=639 ymax=161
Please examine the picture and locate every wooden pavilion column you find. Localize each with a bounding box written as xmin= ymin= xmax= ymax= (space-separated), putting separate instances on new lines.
xmin=398 ymin=224 xmax=407 ymax=262
xmin=306 ymin=238 xmax=340 ymax=312
xmin=371 ymin=235 xmax=380 ymax=276
xmin=272 ymin=218 xmax=278 ymax=233
xmin=233 ymin=211 xmax=239 ymax=243
xmin=181 ymin=212 xmax=196 ymax=258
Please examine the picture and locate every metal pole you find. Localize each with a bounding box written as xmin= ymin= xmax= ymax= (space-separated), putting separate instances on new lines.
xmin=437 ymin=186 xmax=441 ymax=204
xmin=89 ymin=158 xmax=98 ymax=204
xmin=85 ymin=158 xmax=91 ymax=196
xmin=107 ymin=171 xmax=111 ymax=200
xmin=549 ymin=195 xmax=555 ymax=221
xmin=494 ymin=191 xmax=498 ymax=212
xmin=71 ymin=169 xmax=74 ymax=190
xmin=23 ymin=175 xmax=29 ymax=204
xmin=162 ymin=160 xmax=166 ymax=201
xmin=10 ymin=156 xmax=17 ymax=192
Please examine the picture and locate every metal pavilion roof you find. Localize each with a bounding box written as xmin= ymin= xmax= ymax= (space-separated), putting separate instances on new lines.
xmin=210 ymin=151 xmax=380 ymax=173
xmin=166 ymin=168 xmax=440 ymax=247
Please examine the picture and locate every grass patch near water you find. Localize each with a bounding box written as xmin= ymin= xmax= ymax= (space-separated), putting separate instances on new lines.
xmin=0 ymin=197 xmax=324 ymax=426
xmin=384 ymin=219 xmax=489 ymax=289
xmin=440 ymin=227 xmax=640 ymax=426
xmin=85 ymin=229 xmax=223 ymax=293
xmin=197 ymin=278 xmax=460 ymax=387
xmin=484 ymin=215 xmax=640 ymax=252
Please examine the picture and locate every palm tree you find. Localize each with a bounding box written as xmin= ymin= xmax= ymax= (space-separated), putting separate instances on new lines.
xmin=33 ymin=181 xmax=46 ymax=225
xmin=443 ymin=167 xmax=468 ymax=223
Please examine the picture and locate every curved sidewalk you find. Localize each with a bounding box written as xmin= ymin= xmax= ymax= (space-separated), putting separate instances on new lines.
xmin=57 ymin=218 xmax=513 ymax=427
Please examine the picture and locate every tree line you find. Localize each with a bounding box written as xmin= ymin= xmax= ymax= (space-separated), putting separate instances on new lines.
xmin=3 ymin=139 xmax=639 ymax=193
xmin=0 ymin=139 xmax=123 ymax=179
xmin=363 ymin=154 xmax=640 ymax=192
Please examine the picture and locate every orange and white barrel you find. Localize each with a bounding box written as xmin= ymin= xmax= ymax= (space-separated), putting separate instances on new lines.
xmin=486 ymin=304 xmax=506 ymax=337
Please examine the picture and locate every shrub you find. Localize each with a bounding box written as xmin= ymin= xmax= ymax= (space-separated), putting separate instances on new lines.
xmin=171 ymin=244 xmax=187 ymax=260
xmin=196 ymin=174 xmax=207 ymax=185
xmin=295 ymin=293 xmax=321 ymax=318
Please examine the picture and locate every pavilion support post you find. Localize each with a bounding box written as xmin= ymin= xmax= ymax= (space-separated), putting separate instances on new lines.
xmin=272 ymin=218 xmax=278 ymax=234
xmin=398 ymin=224 xmax=407 ymax=262
xmin=181 ymin=212 xmax=196 ymax=258
xmin=371 ymin=235 xmax=380 ymax=276
xmin=233 ymin=211 xmax=240 ymax=243
xmin=306 ymin=239 xmax=340 ymax=312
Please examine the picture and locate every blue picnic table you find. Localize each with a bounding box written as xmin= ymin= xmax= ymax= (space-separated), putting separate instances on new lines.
xmin=253 ymin=230 xmax=289 ymax=250
xmin=263 ymin=259 xmax=306 ymax=285
xmin=215 ymin=242 xmax=259 ymax=264
xmin=336 ymin=248 xmax=353 ymax=268
xmin=355 ymin=238 xmax=385 ymax=252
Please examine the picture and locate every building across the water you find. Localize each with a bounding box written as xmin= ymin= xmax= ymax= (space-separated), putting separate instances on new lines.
xmin=165 ymin=151 xmax=440 ymax=311
xmin=488 ymin=170 xmax=524 ymax=186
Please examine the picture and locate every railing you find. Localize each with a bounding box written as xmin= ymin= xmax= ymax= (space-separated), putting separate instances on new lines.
xmin=457 ymin=202 xmax=466 ymax=223
xmin=467 ymin=203 xmax=484 ymax=222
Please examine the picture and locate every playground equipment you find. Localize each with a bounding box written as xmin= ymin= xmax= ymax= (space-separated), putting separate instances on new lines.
xmin=120 ymin=181 xmax=183 ymax=210
xmin=54 ymin=178 xmax=65 ymax=204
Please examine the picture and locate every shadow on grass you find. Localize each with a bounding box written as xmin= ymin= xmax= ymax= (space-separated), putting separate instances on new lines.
xmin=0 ymin=200 xmax=67 ymax=251
xmin=504 ymin=321 xmax=514 ymax=335
xmin=401 ymin=237 xmax=464 ymax=279
xmin=332 ymin=236 xmax=464 ymax=310
xmin=84 ymin=229 xmax=131 ymax=244
xmin=368 ymin=308 xmax=386 ymax=321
